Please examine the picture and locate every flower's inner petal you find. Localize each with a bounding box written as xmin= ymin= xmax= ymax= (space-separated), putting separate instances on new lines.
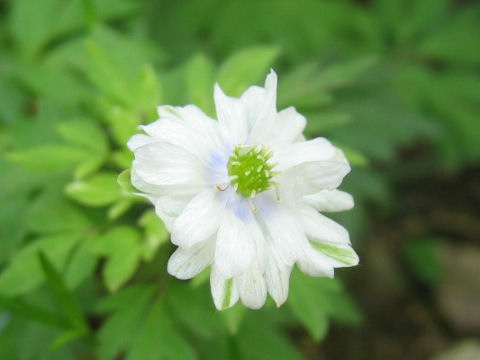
xmin=214 ymin=210 xmax=258 ymax=278
xmin=241 ymin=70 xmax=278 ymax=144
xmin=171 ymin=190 xmax=223 ymax=248
xmin=214 ymin=84 xmax=248 ymax=145
xmin=266 ymin=106 xmax=306 ymax=146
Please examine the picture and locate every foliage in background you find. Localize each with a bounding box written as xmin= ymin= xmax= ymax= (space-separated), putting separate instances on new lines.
xmin=0 ymin=0 xmax=479 ymax=359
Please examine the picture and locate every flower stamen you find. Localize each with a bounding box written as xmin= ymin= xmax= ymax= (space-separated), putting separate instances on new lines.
xmin=227 ymin=145 xmax=278 ymax=198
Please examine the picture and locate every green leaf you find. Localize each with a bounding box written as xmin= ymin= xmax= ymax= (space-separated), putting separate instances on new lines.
xmin=220 ymin=303 xmax=247 ymax=335
xmin=65 ymin=172 xmax=122 ymax=207
xmin=127 ymin=299 xmax=197 ymax=360
xmin=305 ymin=111 xmax=353 ymax=135
xmin=64 ymin=235 xmax=100 ymax=289
xmin=117 ymin=169 xmax=139 ymax=194
xmin=107 ymin=198 xmax=135 ymax=220
xmin=289 ymin=272 xmax=363 ymax=341
xmin=8 ymin=0 xmax=139 ymax=58
xmin=57 ymin=119 xmax=107 ymax=154
xmin=166 ymin=283 xmax=222 ymax=338
xmin=418 ymin=9 xmax=480 ymax=64
xmin=237 ymin=315 xmax=306 ymax=360
xmin=217 ymin=46 xmax=280 ymax=96
xmin=84 ymin=39 xmax=132 ymax=106
xmin=403 ymin=238 xmax=442 ymax=284
xmin=92 ymin=227 xmax=142 ymax=292
xmin=289 ymin=275 xmax=329 ymax=341
xmin=7 ymin=145 xmax=89 ymax=171
xmin=312 ymin=56 xmax=377 ymax=90
xmin=0 ymin=233 xmax=80 ymax=296
xmin=105 ymin=106 xmax=142 ymax=147
xmin=185 ymin=53 xmax=215 ymax=116
xmin=26 ymin=188 xmax=91 ymax=234
xmin=96 ymin=286 xmax=155 ymax=360
xmin=0 ymin=293 xmax=69 ymax=329
xmin=134 ymin=64 xmax=163 ymax=117
xmin=278 ymin=58 xmax=376 ymax=109
xmin=38 ymin=252 xmax=89 ymax=333
xmin=138 ymin=210 xmax=169 ymax=261
xmin=339 ymin=145 xmax=369 ymax=167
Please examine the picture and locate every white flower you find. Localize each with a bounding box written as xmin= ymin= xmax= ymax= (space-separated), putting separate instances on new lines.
xmin=127 ymin=70 xmax=359 ymax=310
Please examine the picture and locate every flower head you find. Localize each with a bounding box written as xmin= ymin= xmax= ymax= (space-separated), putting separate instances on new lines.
xmin=128 ymin=70 xmax=359 ymax=310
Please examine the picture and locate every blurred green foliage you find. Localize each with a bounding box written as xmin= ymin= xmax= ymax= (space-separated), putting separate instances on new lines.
xmin=0 ymin=0 xmax=479 ymax=359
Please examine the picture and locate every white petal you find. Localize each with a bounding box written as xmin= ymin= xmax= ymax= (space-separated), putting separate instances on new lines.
xmin=131 ymin=167 xmax=163 ymax=197
xmin=310 ymin=242 xmax=359 ymax=268
xmin=132 ymin=142 xmax=205 ymax=188
xmin=272 ymin=138 xmax=336 ymax=172
xmin=167 ymin=240 xmax=215 ymax=280
xmin=298 ymin=205 xmax=351 ymax=245
xmin=242 ymin=70 xmax=278 ymax=143
xmin=265 ymin=249 xmax=292 ymax=307
xmin=297 ymin=245 xmax=334 ymax=278
xmin=154 ymin=195 xmax=192 ymax=231
xmin=214 ymin=210 xmax=257 ymax=278
xmin=258 ymin=205 xmax=306 ymax=266
xmin=141 ymin=105 xmax=222 ymax=160
xmin=210 ymin=266 xmax=239 ymax=310
xmin=268 ymin=106 xmax=306 ymax=146
xmin=214 ymin=84 xmax=248 ymax=144
xmin=237 ymin=264 xmax=267 ymax=310
xmin=127 ymin=134 xmax=154 ymax=151
xmin=171 ymin=190 xmax=222 ymax=248
xmin=304 ymin=190 xmax=354 ymax=212
xmin=275 ymin=147 xmax=351 ymax=197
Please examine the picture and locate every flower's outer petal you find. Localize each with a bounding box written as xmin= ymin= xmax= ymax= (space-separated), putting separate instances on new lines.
xmin=272 ymin=138 xmax=336 ymax=172
xmin=127 ymin=134 xmax=154 ymax=151
xmin=154 ymin=195 xmax=192 ymax=231
xmin=140 ymin=105 xmax=222 ymax=161
xmin=298 ymin=204 xmax=351 ymax=245
xmin=214 ymin=84 xmax=248 ymax=144
xmin=268 ymin=106 xmax=306 ymax=146
xmin=237 ymin=263 xmax=267 ymax=310
xmin=297 ymin=245 xmax=334 ymax=278
xmin=214 ymin=210 xmax=257 ymax=278
xmin=167 ymin=240 xmax=215 ymax=280
xmin=303 ymin=190 xmax=354 ymax=212
xmin=275 ymin=147 xmax=351 ymax=198
xmin=131 ymin=168 xmax=163 ymax=197
xmin=242 ymin=70 xmax=278 ymax=143
xmin=171 ymin=190 xmax=222 ymax=248
xmin=258 ymin=205 xmax=306 ymax=266
xmin=133 ymin=142 xmax=205 ymax=190
xmin=265 ymin=248 xmax=292 ymax=307
xmin=210 ymin=266 xmax=239 ymax=310
xmin=310 ymin=242 xmax=359 ymax=268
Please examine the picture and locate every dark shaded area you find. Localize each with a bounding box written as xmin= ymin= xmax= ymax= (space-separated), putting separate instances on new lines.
xmin=312 ymin=166 xmax=480 ymax=360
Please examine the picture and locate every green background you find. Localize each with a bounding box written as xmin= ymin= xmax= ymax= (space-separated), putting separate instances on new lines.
xmin=0 ymin=0 xmax=479 ymax=359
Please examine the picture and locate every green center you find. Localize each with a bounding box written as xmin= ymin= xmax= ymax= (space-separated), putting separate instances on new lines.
xmin=227 ymin=145 xmax=277 ymax=198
